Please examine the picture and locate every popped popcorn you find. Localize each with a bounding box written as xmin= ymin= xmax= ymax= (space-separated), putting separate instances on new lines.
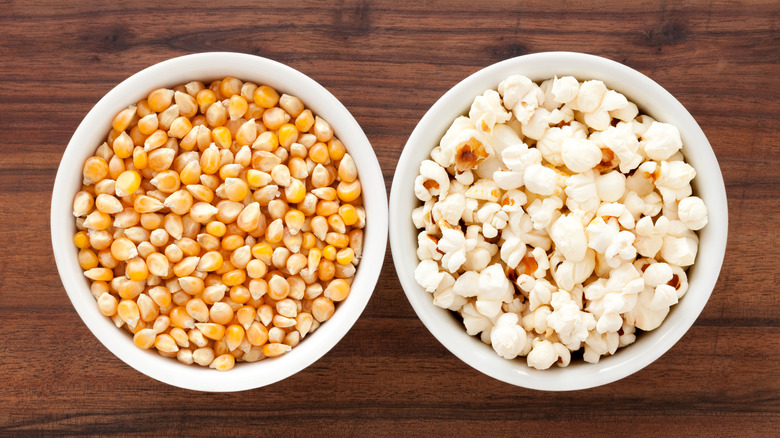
xmin=412 ymin=74 xmax=707 ymax=369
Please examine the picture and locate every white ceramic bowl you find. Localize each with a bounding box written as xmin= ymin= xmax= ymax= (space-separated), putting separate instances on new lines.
xmin=51 ymin=52 xmax=388 ymax=392
xmin=389 ymin=52 xmax=727 ymax=391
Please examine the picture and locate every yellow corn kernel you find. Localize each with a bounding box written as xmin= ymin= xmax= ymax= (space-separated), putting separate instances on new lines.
xmin=277 ymin=123 xmax=298 ymax=148
xmin=147 ymin=252 xmax=170 ymax=277
xmin=286 ymin=253 xmax=307 ymax=275
xmin=196 ymin=88 xmax=217 ymax=113
xmin=328 ymin=214 xmax=347 ymax=234
xmin=197 ymin=251 xmax=223 ymax=272
xmin=245 ymin=260 xmax=266 ymax=280
xmin=84 ymin=267 xmax=113 ymax=282
xmin=253 ymin=85 xmax=279 ymax=108
xmin=83 ymin=156 xmax=109 ymax=184
xmin=236 ymin=118 xmax=258 ymax=146
xmin=312 ymin=296 xmax=335 ymax=322
xmin=112 ymin=105 xmax=137 ymax=132
xmin=83 ymin=210 xmax=112 ymax=230
xmin=186 ymin=185 xmax=214 ymax=204
xmin=338 ymin=153 xmax=357 ymax=183
xmin=228 ymin=95 xmax=248 ymax=120
xmin=265 ymin=219 xmax=284 ymax=244
xmin=338 ymin=204 xmax=358 ymax=226
xmin=278 ymin=94 xmax=303 ymax=117
xmin=111 ymin=131 xmax=134 ymax=159
xmin=148 ymin=88 xmax=174 ymax=112
xmin=301 ymin=232 xmax=316 ymax=251
xmin=283 ymin=209 xmax=305 ymax=235
xmin=288 ymin=156 xmax=308 ymax=180
xmin=222 ymin=269 xmax=246 ymax=287
xmin=95 ymin=292 xmax=118 ymax=317
xmin=205 ymin=220 xmax=227 ymax=237
xmin=318 ymin=259 xmax=335 ymax=282
xmin=225 ymin=324 xmax=245 ymax=351
xmin=230 ymin=245 xmax=252 ymax=269
xmin=223 ymin=177 xmax=249 ymax=202
xmin=200 ymin=145 xmax=221 ymax=174
xmin=110 ymin=237 xmax=138 ymax=261
xmin=77 ymin=248 xmax=98 ymax=270
xmin=328 ymin=138 xmax=347 ymax=161
xmin=335 ymin=247 xmax=355 ymax=266
xmin=125 ymin=257 xmax=149 ymax=282
xmin=221 ymin=234 xmax=245 ymax=252
xmin=219 ymin=76 xmax=242 ymax=98
xmin=137 ymin=293 xmax=159 ymax=322
xmin=232 ymin=306 xmax=255 ymax=331
xmin=132 ymin=195 xmax=163 ymax=214
xmin=148 ymin=170 xmax=180 ymax=193
xmin=107 ymin=155 xmax=125 ymax=181
xmin=252 ymin=130 xmax=278 ymax=152
xmin=205 ymin=101 xmax=228 ymax=127
xmin=144 ymin=129 xmax=169 ymax=152
xmin=72 ymin=191 xmax=94 ymax=218
xmin=154 ymin=333 xmax=179 ymax=353
xmin=246 ymin=321 xmax=269 ymax=346
xmin=172 ymin=255 xmax=199 ymax=277
xmin=209 ymin=302 xmax=234 ymax=325
xmin=285 ymin=178 xmax=306 ymax=204
xmin=138 ymin=212 xmax=162 ymax=230
xmin=336 ymin=180 xmax=361 ymax=203
xmin=137 ymin=113 xmax=159 ymax=135
xmin=168 ymin=116 xmax=192 ymax=139
xmin=313 ymin=116 xmax=333 ymax=142
xmin=326 ymin=232 xmax=349 ymax=248
xmin=132 ymin=146 xmax=148 ymax=170
xmin=115 ymin=170 xmax=141 ymax=197
xmin=262 ymin=107 xmax=290 ymax=131
xmin=212 ymin=126 xmax=232 ymax=149
xmin=162 ymin=190 xmax=193 ymax=216
xmin=267 ymin=275 xmax=290 ymax=300
xmin=117 ymin=299 xmax=141 ymax=327
xmin=184 ymin=298 xmax=209 ymax=323
xmin=251 ymin=242 xmax=273 ymax=265
xmin=295 ymin=109 xmax=314 ymax=132
xmin=193 ymin=322 xmax=225 ymax=342
xmin=245 ymin=170 xmax=271 ymax=190
xmin=210 ymin=353 xmax=235 ymax=371
xmin=129 ymin=125 xmax=148 ymax=147
xmin=308 ymin=142 xmax=330 ymax=164
xmin=74 ymin=231 xmax=91 ymax=249
xmin=179 ymin=276 xmax=206 ymax=295
xmin=261 ymin=343 xmax=290 ymax=358
xmin=322 ymin=245 xmax=337 ymax=261
xmin=133 ymin=328 xmax=157 ymax=349
xmin=167 ymin=306 xmax=193 ymax=330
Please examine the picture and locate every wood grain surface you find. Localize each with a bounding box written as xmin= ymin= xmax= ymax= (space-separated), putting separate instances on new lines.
xmin=1 ymin=0 xmax=778 ymax=436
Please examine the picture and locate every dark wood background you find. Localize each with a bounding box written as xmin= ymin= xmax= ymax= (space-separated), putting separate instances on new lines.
xmin=1 ymin=0 xmax=778 ymax=435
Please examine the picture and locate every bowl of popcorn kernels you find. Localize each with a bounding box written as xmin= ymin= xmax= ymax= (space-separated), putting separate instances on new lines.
xmin=51 ymin=52 xmax=388 ymax=392
xmin=389 ymin=52 xmax=727 ymax=391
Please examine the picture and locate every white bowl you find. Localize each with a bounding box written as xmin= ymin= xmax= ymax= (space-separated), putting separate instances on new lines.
xmin=51 ymin=52 xmax=388 ymax=392
xmin=389 ymin=52 xmax=728 ymax=391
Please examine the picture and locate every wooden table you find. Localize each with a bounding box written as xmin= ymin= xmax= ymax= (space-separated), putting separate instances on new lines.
xmin=1 ymin=0 xmax=777 ymax=435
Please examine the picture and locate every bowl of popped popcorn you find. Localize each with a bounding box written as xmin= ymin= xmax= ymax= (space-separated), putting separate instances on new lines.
xmin=51 ymin=52 xmax=388 ymax=391
xmin=389 ymin=52 xmax=727 ymax=390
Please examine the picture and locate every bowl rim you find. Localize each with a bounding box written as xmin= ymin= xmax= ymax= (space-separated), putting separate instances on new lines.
xmin=51 ymin=52 xmax=388 ymax=392
xmin=389 ymin=51 xmax=728 ymax=391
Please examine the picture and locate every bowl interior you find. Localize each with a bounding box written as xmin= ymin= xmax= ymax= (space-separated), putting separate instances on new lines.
xmin=389 ymin=52 xmax=727 ymax=391
xmin=51 ymin=52 xmax=388 ymax=392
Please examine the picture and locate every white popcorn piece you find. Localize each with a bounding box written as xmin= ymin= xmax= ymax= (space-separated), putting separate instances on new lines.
xmin=416 ymin=231 xmax=442 ymax=261
xmin=454 ymin=169 xmax=474 ymax=185
xmin=464 ymin=246 xmax=492 ymax=272
xmin=432 ymin=274 xmax=466 ymax=311
xmin=505 ymin=210 xmax=553 ymax=251
xmin=475 ymin=264 xmax=515 ymax=318
xmin=432 ymin=193 xmax=465 ymax=226
xmin=488 ymin=122 xmax=526 ymax=159
xmin=585 ymin=263 xmax=644 ymax=334
xmin=500 ymin=189 xmax=527 ymax=214
xmin=599 ymin=122 xmax=643 ymax=173
xmin=413 ymin=160 xmax=450 ymax=201
xmin=429 ymin=146 xmax=450 ymax=168
xmin=625 ymin=161 xmax=658 ymax=196
xmin=670 ymin=265 xmax=689 ymax=298
xmin=610 ymin=100 xmax=639 ymax=123
xmin=550 ymin=249 xmax=596 ymax=291
xmin=499 ymin=231 xmax=526 ymax=269
xmin=595 ymin=170 xmax=626 ymax=202
xmin=631 ymin=114 xmax=656 ymax=137
xmin=461 ymin=197 xmax=479 ymax=224
xmin=660 ymin=233 xmax=698 ymax=267
xmin=460 ymin=301 xmax=495 ymax=336
xmin=527 ymin=339 xmax=558 ymax=370
xmin=490 ymin=313 xmax=528 ymax=359
xmin=650 ymin=284 xmax=678 ymax=310
xmin=586 ymin=217 xmax=619 ymax=254
xmin=549 ymin=213 xmax=588 ymax=262
xmin=503 ymin=297 xmax=526 ymax=314
xmin=551 ymin=75 xmax=580 ymax=104
xmin=643 ymin=262 xmax=673 ymax=287
xmin=521 ymin=107 xmax=573 ymax=140
xmin=597 ymin=202 xmax=636 ymax=229
xmin=641 ymin=121 xmax=683 ymax=161
xmin=453 ymin=271 xmax=480 ymax=298
xmin=584 ymin=90 xmax=629 ymax=131
xmin=561 ymin=137 xmax=602 ymax=173
xmin=524 ymin=164 xmax=560 ymax=196
xmin=529 ymin=246 xmax=551 ymax=278
xmin=414 ymin=260 xmax=445 ymax=292
xmin=619 ymin=321 xmax=637 ymax=347
xmin=439 ymin=118 xmax=494 ymax=173
xmin=527 ymin=278 xmax=556 ymax=311
xmin=565 ymin=170 xmax=600 ymax=215
xmin=623 ymin=190 xmax=663 ymax=220
xmin=625 ymin=286 xmax=671 ymax=331
xmin=475 ymin=202 xmax=509 ymax=238
xmin=501 ymin=142 xmax=542 ymax=174
xmin=497 ymin=75 xmax=545 ymax=124
xmin=539 ymin=79 xmax=558 ymax=111
xmin=677 ymin=196 xmax=708 ymax=230
xmin=411 ymin=199 xmax=436 ymax=233
xmin=574 ymin=80 xmax=607 ymax=113
xmin=493 ymin=170 xmax=525 ymax=191
xmin=536 ymin=122 xmax=588 ymax=167
xmin=655 ymin=160 xmax=696 ymax=202
xmin=604 ymin=231 xmax=637 ymax=268
xmin=547 ymin=290 xmax=596 ymax=351
xmin=465 ymin=178 xmax=501 ymax=202
xmin=634 ymin=215 xmax=670 ymax=258
xmin=583 ymin=330 xmax=619 ymax=363
xmin=526 ymin=196 xmax=564 ymax=230
xmin=437 ymin=227 xmax=477 ymax=273
xmin=469 ymin=89 xmax=512 ymax=135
